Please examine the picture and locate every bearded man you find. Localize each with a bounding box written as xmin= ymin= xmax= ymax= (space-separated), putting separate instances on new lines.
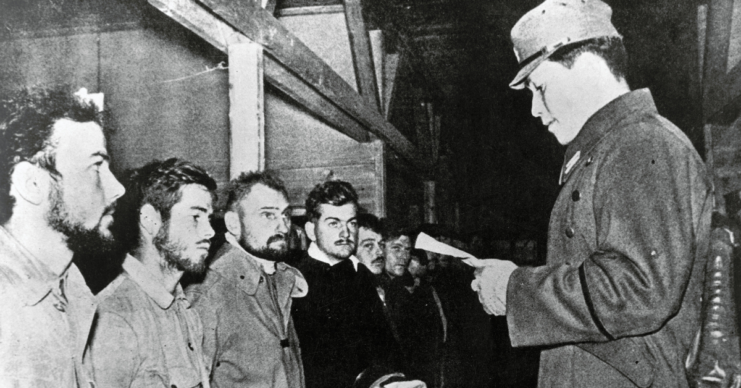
xmin=0 ymin=86 xmax=125 ymax=387
xmin=87 ymin=158 xmax=216 ymax=388
xmin=187 ymin=171 xmax=308 ymax=388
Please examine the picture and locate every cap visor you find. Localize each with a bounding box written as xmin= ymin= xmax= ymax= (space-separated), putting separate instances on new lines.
xmin=509 ymin=55 xmax=547 ymax=90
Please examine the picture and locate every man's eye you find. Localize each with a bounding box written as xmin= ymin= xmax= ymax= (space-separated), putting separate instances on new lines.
xmin=262 ymin=213 xmax=276 ymax=220
xmin=328 ymin=221 xmax=339 ymax=228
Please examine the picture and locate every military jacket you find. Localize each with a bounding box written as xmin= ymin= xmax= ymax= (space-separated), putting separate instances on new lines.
xmin=506 ymin=89 xmax=713 ymax=387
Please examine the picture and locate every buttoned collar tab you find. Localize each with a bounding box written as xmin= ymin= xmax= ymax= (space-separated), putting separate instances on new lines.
xmin=560 ymin=89 xmax=657 ymax=185
xmin=122 ymin=254 xmax=186 ymax=309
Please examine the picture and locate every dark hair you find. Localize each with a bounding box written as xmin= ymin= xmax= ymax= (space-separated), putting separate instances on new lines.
xmin=0 ymin=86 xmax=106 ymax=225
xmin=304 ymin=180 xmax=358 ymax=222
xmin=223 ymin=171 xmax=288 ymax=212
xmin=383 ymin=223 xmax=413 ymax=244
xmin=549 ymin=36 xmax=628 ymax=83
xmin=357 ymin=213 xmax=382 ymax=235
xmin=113 ymin=158 xmax=217 ymax=251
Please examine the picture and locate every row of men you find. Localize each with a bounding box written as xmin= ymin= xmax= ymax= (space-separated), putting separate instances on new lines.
xmin=0 ymin=86 xmax=492 ymax=388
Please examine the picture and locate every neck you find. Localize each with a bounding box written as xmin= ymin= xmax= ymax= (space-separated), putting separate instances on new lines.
xmin=131 ymin=245 xmax=184 ymax=295
xmin=4 ymin=215 xmax=73 ymax=276
xmin=591 ymin=80 xmax=630 ymax=114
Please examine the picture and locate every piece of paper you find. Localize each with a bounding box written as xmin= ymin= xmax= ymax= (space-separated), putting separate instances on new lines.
xmin=415 ymin=232 xmax=484 ymax=267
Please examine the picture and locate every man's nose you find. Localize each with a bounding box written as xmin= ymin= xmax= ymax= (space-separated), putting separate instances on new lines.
xmin=202 ymin=218 xmax=215 ymax=239
xmin=531 ymin=91 xmax=545 ymax=118
xmin=105 ymin=168 xmax=125 ymax=204
xmin=277 ymin=216 xmax=289 ymax=234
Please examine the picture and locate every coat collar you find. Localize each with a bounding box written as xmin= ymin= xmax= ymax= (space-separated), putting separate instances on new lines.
xmin=122 ymin=254 xmax=187 ymax=310
xmin=210 ymin=241 xmax=308 ymax=298
xmin=560 ymin=89 xmax=659 ymax=185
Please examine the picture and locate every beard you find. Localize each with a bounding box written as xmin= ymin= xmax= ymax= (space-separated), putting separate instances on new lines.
xmin=240 ymin=233 xmax=290 ymax=262
xmin=153 ymin=220 xmax=207 ymax=274
xmin=46 ymin=181 xmax=118 ymax=256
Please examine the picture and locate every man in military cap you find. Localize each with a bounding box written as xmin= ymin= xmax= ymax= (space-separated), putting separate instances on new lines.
xmin=471 ymin=0 xmax=713 ymax=386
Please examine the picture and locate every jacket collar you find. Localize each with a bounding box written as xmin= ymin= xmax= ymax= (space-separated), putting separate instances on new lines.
xmin=307 ymin=242 xmax=358 ymax=270
xmin=211 ymin=241 xmax=308 ymax=298
xmin=224 ymin=233 xmax=277 ymax=274
xmin=122 ymin=254 xmax=187 ymax=310
xmin=0 ymin=226 xmax=72 ymax=306
xmin=560 ymin=89 xmax=658 ymax=185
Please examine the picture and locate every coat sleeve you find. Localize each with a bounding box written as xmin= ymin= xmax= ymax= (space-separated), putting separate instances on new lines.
xmin=506 ymin=123 xmax=711 ymax=347
xmin=88 ymin=311 xmax=139 ymax=388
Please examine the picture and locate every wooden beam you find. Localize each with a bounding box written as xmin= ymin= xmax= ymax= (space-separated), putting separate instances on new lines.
xmin=263 ymin=56 xmax=369 ymax=141
xmin=229 ymin=42 xmax=265 ymax=177
xmin=369 ymin=30 xmax=384 ymax=109
xmin=383 ymin=52 xmax=400 ymax=119
xmin=196 ymin=0 xmax=427 ymax=170
xmin=148 ymin=0 xmax=368 ymax=143
xmin=343 ymin=0 xmax=381 ymax=111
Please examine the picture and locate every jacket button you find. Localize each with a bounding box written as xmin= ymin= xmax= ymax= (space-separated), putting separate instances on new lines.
xmin=586 ymin=155 xmax=593 ymax=166
xmin=565 ymin=227 xmax=575 ymax=238
xmin=572 ymin=190 xmax=580 ymax=201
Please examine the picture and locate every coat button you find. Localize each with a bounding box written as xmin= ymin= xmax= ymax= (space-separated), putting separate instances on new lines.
xmin=572 ymin=190 xmax=580 ymax=201
xmin=586 ymin=155 xmax=593 ymax=166
xmin=565 ymin=227 xmax=575 ymax=238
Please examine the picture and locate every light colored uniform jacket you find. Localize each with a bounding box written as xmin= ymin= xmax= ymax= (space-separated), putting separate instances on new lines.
xmin=0 ymin=226 xmax=96 ymax=388
xmin=187 ymin=240 xmax=308 ymax=388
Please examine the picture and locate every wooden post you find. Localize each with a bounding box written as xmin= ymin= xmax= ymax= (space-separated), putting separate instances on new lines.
xmin=424 ymin=180 xmax=437 ymax=224
xmin=373 ymin=139 xmax=386 ymax=217
xmin=229 ymin=41 xmax=265 ymax=178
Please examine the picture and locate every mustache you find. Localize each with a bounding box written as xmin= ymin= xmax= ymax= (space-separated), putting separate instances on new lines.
xmin=195 ymin=239 xmax=211 ymax=248
xmin=103 ymin=202 xmax=117 ymax=216
xmin=334 ymin=239 xmax=355 ymax=246
xmin=267 ymin=234 xmax=287 ymax=245
xmin=371 ymin=256 xmax=384 ymax=264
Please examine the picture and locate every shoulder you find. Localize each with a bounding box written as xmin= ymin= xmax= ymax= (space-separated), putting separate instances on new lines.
xmin=96 ymin=275 xmax=145 ymax=316
xmin=603 ymin=111 xmax=702 ymax=165
xmin=186 ymin=268 xmax=229 ymax=307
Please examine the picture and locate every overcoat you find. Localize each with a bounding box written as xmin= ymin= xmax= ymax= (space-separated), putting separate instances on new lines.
xmin=506 ymin=89 xmax=713 ymax=387
xmin=187 ymin=241 xmax=307 ymax=388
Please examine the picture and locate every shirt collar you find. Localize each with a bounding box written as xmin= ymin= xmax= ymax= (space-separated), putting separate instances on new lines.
xmin=0 ymin=226 xmax=69 ymax=306
xmin=308 ymin=242 xmax=354 ymax=269
xmin=122 ymin=254 xmax=187 ymax=310
xmin=560 ymin=89 xmax=658 ymax=185
xmin=225 ymin=233 xmax=277 ymax=274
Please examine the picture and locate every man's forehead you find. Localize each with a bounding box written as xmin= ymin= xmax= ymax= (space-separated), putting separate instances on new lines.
xmin=174 ymin=184 xmax=214 ymax=212
xmin=240 ymin=183 xmax=289 ymax=210
xmin=359 ymin=227 xmax=381 ymax=239
xmin=388 ymin=235 xmax=411 ymax=245
xmin=52 ymin=119 xmax=106 ymax=157
xmin=317 ymin=203 xmax=356 ymax=219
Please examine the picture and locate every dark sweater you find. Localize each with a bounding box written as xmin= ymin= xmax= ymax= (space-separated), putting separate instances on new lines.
xmin=292 ymin=253 xmax=401 ymax=388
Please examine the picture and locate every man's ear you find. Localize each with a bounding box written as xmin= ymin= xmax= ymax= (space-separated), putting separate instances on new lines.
xmin=224 ymin=210 xmax=241 ymax=236
xmin=139 ymin=203 xmax=162 ymax=238
xmin=305 ymin=221 xmax=317 ymax=242
xmin=10 ymin=162 xmax=49 ymax=206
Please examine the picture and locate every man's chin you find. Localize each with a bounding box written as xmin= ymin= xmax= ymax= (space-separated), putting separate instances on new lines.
xmin=65 ymin=226 xmax=119 ymax=256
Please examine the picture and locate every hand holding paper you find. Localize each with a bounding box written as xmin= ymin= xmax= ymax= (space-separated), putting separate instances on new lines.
xmin=415 ymin=233 xmax=518 ymax=315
